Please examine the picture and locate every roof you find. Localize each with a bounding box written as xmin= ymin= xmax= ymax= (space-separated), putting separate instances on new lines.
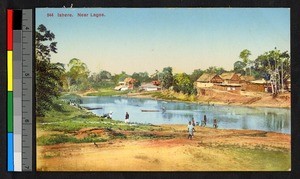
xmin=196 ymin=73 xmax=218 ymax=82
xmin=240 ymin=75 xmax=255 ymax=82
xmin=250 ymin=79 xmax=267 ymax=84
xmin=220 ymin=72 xmax=236 ymax=80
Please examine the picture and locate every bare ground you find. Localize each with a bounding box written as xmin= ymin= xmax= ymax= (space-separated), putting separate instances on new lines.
xmin=37 ymin=125 xmax=290 ymax=171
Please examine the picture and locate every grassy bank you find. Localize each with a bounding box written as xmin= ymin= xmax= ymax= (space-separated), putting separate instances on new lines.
xmin=85 ymin=88 xmax=130 ymax=96
xmin=37 ymin=99 xmax=172 ymax=146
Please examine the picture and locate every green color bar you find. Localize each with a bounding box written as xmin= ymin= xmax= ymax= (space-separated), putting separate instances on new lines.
xmin=7 ymin=92 xmax=13 ymax=132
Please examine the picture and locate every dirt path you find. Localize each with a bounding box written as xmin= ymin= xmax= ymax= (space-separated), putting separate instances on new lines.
xmin=37 ymin=125 xmax=290 ymax=171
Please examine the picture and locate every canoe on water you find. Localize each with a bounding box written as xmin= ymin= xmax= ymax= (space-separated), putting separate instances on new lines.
xmin=82 ymin=106 xmax=103 ymax=110
xmin=141 ymin=109 xmax=160 ymax=112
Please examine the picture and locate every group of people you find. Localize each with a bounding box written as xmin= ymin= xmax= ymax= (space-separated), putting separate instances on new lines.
xmin=187 ymin=115 xmax=218 ymax=140
xmin=101 ymin=111 xmax=130 ymax=124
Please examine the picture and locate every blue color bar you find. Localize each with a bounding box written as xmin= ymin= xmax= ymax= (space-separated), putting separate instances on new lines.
xmin=7 ymin=133 xmax=14 ymax=171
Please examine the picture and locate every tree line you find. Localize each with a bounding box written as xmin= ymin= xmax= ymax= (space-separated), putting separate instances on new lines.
xmin=36 ymin=24 xmax=290 ymax=116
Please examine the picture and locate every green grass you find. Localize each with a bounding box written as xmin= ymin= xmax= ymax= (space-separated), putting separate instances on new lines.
xmin=37 ymin=134 xmax=107 ymax=146
xmin=37 ymin=99 xmax=165 ymax=145
xmin=86 ymin=88 xmax=129 ymax=96
xmin=213 ymin=144 xmax=291 ymax=171
xmin=149 ymin=91 xmax=197 ymax=102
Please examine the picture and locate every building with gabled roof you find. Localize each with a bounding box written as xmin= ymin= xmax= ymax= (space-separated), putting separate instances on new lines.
xmin=219 ymin=72 xmax=241 ymax=84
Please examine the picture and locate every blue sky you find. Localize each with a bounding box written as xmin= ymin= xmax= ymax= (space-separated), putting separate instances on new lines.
xmin=36 ymin=8 xmax=290 ymax=75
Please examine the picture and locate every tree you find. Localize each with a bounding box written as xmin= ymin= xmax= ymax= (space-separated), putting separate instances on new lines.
xmin=36 ymin=24 xmax=65 ymax=116
xmin=254 ymin=49 xmax=290 ymax=93
xmin=161 ymin=67 xmax=174 ymax=89
xmin=239 ymin=49 xmax=253 ymax=75
xmin=98 ymin=70 xmax=112 ymax=81
xmin=233 ymin=61 xmax=246 ymax=75
xmin=67 ymin=58 xmax=90 ymax=91
xmin=173 ymin=73 xmax=194 ymax=94
xmin=132 ymin=72 xmax=151 ymax=87
xmin=189 ymin=69 xmax=204 ymax=82
xmin=112 ymin=71 xmax=129 ymax=84
xmin=205 ymin=66 xmax=225 ymax=75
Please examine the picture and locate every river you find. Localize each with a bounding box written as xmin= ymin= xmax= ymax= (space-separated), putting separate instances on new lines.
xmin=80 ymin=96 xmax=290 ymax=134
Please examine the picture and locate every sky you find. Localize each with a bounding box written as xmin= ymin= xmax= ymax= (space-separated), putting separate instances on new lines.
xmin=36 ymin=8 xmax=290 ymax=75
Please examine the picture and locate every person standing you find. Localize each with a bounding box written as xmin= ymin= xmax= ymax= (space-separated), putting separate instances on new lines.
xmin=192 ymin=118 xmax=196 ymax=127
xmin=213 ymin=118 xmax=218 ymax=129
xmin=187 ymin=121 xmax=195 ymax=140
xmin=125 ymin=112 xmax=129 ymax=123
xmin=203 ymin=115 xmax=207 ymax=127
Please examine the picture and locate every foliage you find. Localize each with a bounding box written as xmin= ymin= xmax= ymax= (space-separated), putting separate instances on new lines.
xmin=161 ymin=67 xmax=174 ymax=89
xmin=89 ymin=71 xmax=115 ymax=89
xmin=173 ymin=73 xmax=194 ymax=94
xmin=112 ymin=71 xmax=129 ymax=85
xmin=239 ymin=49 xmax=253 ymax=76
xmin=131 ymin=72 xmax=151 ymax=87
xmin=205 ymin=66 xmax=225 ymax=75
xmin=66 ymin=58 xmax=90 ymax=91
xmin=189 ymin=69 xmax=204 ymax=82
xmin=233 ymin=61 xmax=246 ymax=75
xmin=254 ymin=49 xmax=290 ymax=81
xmin=36 ymin=24 xmax=65 ymax=116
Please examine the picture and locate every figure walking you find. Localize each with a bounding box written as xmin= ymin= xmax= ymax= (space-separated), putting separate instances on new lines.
xmin=188 ymin=121 xmax=195 ymax=140
xmin=125 ymin=112 xmax=129 ymax=123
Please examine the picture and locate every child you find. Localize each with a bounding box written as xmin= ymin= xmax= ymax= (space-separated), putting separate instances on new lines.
xmin=187 ymin=121 xmax=194 ymax=140
xmin=213 ymin=118 xmax=218 ymax=129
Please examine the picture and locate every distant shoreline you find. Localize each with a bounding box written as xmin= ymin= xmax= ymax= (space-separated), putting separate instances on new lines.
xmin=121 ymin=93 xmax=290 ymax=109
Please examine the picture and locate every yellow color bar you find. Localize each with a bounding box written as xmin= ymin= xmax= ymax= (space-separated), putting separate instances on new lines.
xmin=7 ymin=51 xmax=13 ymax=91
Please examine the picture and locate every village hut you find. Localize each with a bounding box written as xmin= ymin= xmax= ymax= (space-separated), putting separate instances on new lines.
xmin=195 ymin=73 xmax=223 ymax=96
xmin=219 ymin=72 xmax=241 ymax=84
xmin=245 ymin=79 xmax=268 ymax=92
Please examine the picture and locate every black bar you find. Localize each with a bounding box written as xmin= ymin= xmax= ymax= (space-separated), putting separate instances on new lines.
xmin=13 ymin=10 xmax=22 ymax=30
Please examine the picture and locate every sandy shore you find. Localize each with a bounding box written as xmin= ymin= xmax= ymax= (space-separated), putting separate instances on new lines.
xmin=124 ymin=91 xmax=290 ymax=109
xmin=37 ymin=125 xmax=290 ymax=171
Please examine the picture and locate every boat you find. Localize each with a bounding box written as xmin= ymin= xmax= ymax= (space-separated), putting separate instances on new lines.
xmin=82 ymin=106 xmax=103 ymax=110
xmin=141 ymin=109 xmax=160 ymax=112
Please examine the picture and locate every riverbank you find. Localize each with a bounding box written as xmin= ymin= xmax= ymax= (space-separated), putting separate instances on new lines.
xmin=74 ymin=88 xmax=290 ymax=109
xmin=37 ymin=124 xmax=290 ymax=171
xmin=36 ymin=101 xmax=291 ymax=171
xmin=123 ymin=90 xmax=291 ymax=109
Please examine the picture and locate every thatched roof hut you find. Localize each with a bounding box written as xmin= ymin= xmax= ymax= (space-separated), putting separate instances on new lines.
xmin=220 ymin=72 xmax=241 ymax=83
xmin=196 ymin=73 xmax=223 ymax=83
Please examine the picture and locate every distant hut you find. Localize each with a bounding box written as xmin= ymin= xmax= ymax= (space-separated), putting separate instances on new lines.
xmin=220 ymin=72 xmax=241 ymax=84
xmin=240 ymin=75 xmax=255 ymax=84
xmin=195 ymin=73 xmax=223 ymax=96
xmin=240 ymin=75 xmax=255 ymax=91
xmin=245 ymin=79 xmax=268 ymax=92
xmin=124 ymin=77 xmax=136 ymax=89
xmin=195 ymin=73 xmax=223 ymax=88
xmin=140 ymin=83 xmax=161 ymax=91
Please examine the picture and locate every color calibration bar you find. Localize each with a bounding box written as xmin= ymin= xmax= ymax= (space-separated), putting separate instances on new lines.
xmin=7 ymin=9 xmax=33 ymax=172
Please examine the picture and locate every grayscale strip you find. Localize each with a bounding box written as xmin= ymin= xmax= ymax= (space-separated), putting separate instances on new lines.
xmin=13 ymin=23 xmax=22 ymax=172
xmin=22 ymin=9 xmax=32 ymax=171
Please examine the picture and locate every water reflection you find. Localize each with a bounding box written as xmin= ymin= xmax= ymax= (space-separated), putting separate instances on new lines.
xmin=81 ymin=96 xmax=290 ymax=134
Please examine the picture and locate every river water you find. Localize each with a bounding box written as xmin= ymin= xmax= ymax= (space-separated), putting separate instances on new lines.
xmin=80 ymin=96 xmax=290 ymax=134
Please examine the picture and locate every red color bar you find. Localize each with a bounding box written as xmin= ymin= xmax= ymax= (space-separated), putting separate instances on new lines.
xmin=7 ymin=10 xmax=13 ymax=50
